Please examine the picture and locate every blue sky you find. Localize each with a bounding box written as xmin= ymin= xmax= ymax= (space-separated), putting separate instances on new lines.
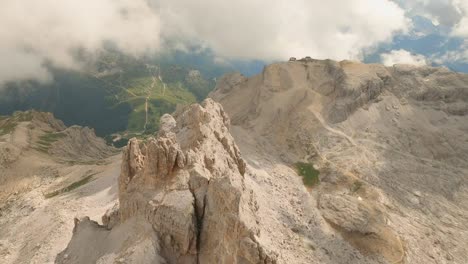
xmin=364 ymin=0 xmax=468 ymax=72
xmin=364 ymin=14 xmax=468 ymax=72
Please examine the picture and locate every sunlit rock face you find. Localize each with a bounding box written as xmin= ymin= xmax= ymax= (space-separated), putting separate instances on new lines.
xmin=58 ymin=99 xmax=276 ymax=264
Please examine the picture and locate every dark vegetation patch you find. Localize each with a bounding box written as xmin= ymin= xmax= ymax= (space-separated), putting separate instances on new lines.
xmin=65 ymin=160 xmax=109 ymax=166
xmin=0 ymin=120 xmax=18 ymax=136
xmin=0 ymin=53 xmax=214 ymax=138
xmin=0 ymin=50 xmax=268 ymax=139
xmin=44 ymin=173 xmax=97 ymax=199
xmin=295 ymin=162 xmax=320 ymax=187
xmin=34 ymin=132 xmax=67 ymax=153
xmin=0 ymin=111 xmax=34 ymax=136
xmin=351 ymin=180 xmax=363 ymax=193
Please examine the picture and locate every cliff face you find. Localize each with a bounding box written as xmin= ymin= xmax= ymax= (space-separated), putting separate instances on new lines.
xmin=210 ymin=59 xmax=468 ymax=264
xmin=57 ymin=99 xmax=276 ymax=264
xmin=0 ymin=111 xmax=120 ymax=264
xmin=0 ymin=111 xmax=116 ymax=200
xmin=56 ymin=59 xmax=468 ymax=264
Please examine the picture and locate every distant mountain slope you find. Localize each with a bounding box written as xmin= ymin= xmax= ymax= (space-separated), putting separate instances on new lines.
xmin=0 ymin=110 xmax=120 ymax=263
xmin=0 ymin=52 xmax=218 ymax=140
xmin=211 ymin=59 xmax=468 ymax=263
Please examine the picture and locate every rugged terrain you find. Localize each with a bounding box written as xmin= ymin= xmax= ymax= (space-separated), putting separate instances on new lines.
xmin=0 ymin=52 xmax=216 ymax=139
xmin=211 ymin=59 xmax=468 ymax=263
xmin=1 ymin=58 xmax=468 ymax=264
xmin=0 ymin=111 xmax=120 ymax=263
xmin=57 ymin=99 xmax=279 ymax=263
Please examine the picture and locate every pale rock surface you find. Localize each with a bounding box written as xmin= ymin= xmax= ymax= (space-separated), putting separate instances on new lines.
xmin=211 ymin=59 xmax=468 ymax=263
xmin=0 ymin=111 xmax=116 ymax=202
xmin=58 ymin=99 xmax=277 ymax=264
xmin=158 ymin=113 xmax=177 ymax=136
xmin=0 ymin=111 xmax=120 ymax=264
xmin=102 ymin=202 xmax=120 ymax=230
xmin=56 ymin=216 xmax=164 ymax=264
xmin=4 ymin=59 xmax=468 ymax=264
xmin=49 ymin=126 xmax=116 ymax=162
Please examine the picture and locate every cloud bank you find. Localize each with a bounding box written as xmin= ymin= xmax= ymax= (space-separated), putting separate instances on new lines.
xmin=0 ymin=0 xmax=161 ymax=86
xmin=156 ymin=0 xmax=408 ymax=60
xmin=0 ymin=0 xmax=410 ymax=86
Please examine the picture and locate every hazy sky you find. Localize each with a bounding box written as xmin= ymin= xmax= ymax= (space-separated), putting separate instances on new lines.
xmin=1 ymin=0 xmax=468 ymax=85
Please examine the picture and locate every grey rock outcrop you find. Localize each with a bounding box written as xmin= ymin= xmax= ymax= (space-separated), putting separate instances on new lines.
xmin=57 ymin=99 xmax=275 ymax=264
xmin=102 ymin=203 xmax=120 ymax=230
xmin=48 ymin=126 xmax=116 ymax=162
xmin=318 ymin=193 xmax=404 ymax=262
xmin=55 ymin=59 xmax=468 ymax=264
xmin=211 ymin=59 xmax=468 ymax=264
xmin=0 ymin=110 xmax=116 ymax=203
xmin=158 ymin=114 xmax=177 ymax=136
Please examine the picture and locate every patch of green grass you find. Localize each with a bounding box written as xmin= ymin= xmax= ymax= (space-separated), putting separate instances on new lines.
xmin=44 ymin=173 xmax=96 ymax=199
xmin=0 ymin=51 xmax=220 ymax=138
xmin=65 ymin=159 xmax=110 ymax=166
xmin=35 ymin=132 xmax=67 ymax=153
xmin=33 ymin=145 xmax=50 ymax=153
xmin=13 ymin=111 xmax=33 ymax=122
xmin=0 ymin=111 xmax=36 ymax=136
xmin=109 ymin=75 xmax=196 ymax=134
xmin=38 ymin=131 xmax=67 ymax=143
xmin=351 ymin=180 xmax=363 ymax=193
xmin=0 ymin=120 xmax=18 ymax=136
xmin=295 ymin=162 xmax=320 ymax=187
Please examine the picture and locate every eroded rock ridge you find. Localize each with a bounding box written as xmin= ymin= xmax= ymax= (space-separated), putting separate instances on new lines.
xmin=57 ymin=99 xmax=276 ymax=264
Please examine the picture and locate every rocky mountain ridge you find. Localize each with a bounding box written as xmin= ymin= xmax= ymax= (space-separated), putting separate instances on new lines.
xmin=0 ymin=111 xmax=120 ymax=264
xmin=0 ymin=111 xmax=116 ymax=200
xmin=210 ymin=59 xmax=468 ymax=263
xmin=57 ymin=99 xmax=277 ymax=263
xmin=2 ymin=58 xmax=468 ymax=264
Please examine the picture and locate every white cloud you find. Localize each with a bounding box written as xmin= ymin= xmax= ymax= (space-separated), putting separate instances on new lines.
xmin=392 ymin=0 xmax=468 ymax=37
xmin=454 ymin=18 xmax=468 ymax=36
xmin=0 ymin=0 xmax=410 ymax=86
xmin=393 ymin=0 xmax=463 ymax=27
xmin=381 ymin=49 xmax=428 ymax=66
xmin=452 ymin=0 xmax=468 ymax=36
xmin=434 ymin=49 xmax=468 ymax=63
xmin=0 ymin=0 xmax=161 ymax=86
xmin=432 ymin=40 xmax=468 ymax=64
xmin=156 ymin=0 xmax=409 ymax=61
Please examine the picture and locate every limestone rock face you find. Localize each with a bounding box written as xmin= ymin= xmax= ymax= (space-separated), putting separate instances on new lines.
xmin=319 ymin=194 xmax=382 ymax=234
xmin=211 ymin=59 xmax=468 ymax=264
xmin=58 ymin=99 xmax=275 ymax=264
xmin=56 ymin=217 xmax=164 ymax=264
xmin=318 ymin=194 xmax=404 ymax=262
xmin=48 ymin=126 xmax=116 ymax=162
xmin=102 ymin=203 xmax=120 ymax=230
xmin=215 ymin=72 xmax=247 ymax=95
xmin=158 ymin=113 xmax=177 ymax=136
xmin=30 ymin=111 xmax=67 ymax=131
